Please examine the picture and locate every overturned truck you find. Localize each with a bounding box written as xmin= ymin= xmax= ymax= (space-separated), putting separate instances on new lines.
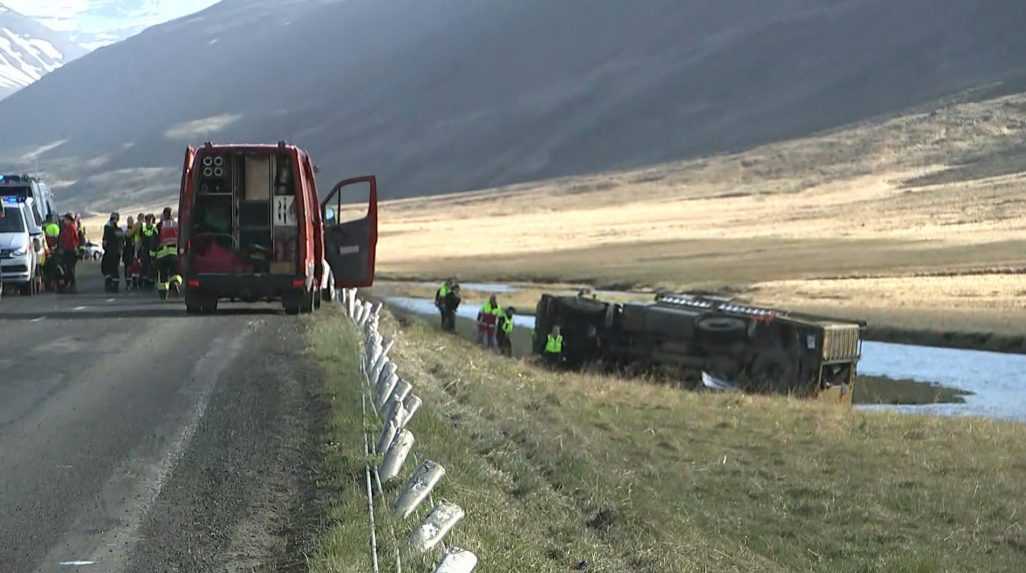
xmin=534 ymin=293 xmax=864 ymax=398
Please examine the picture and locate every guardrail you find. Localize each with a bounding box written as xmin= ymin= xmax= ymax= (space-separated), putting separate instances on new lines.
xmin=340 ymin=289 xmax=478 ymax=573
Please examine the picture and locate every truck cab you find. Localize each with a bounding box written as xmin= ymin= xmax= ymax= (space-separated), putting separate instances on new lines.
xmin=178 ymin=142 xmax=377 ymax=314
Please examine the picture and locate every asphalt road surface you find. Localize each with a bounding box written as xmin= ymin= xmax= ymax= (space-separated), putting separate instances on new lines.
xmin=0 ymin=263 xmax=328 ymax=572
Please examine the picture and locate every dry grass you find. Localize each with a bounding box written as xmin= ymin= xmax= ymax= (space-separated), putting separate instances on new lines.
xmin=374 ymin=91 xmax=1026 ymax=340
xmin=310 ymin=308 xmax=1026 ymax=572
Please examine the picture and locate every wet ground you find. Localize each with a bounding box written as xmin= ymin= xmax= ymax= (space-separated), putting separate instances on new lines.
xmin=381 ymin=295 xmax=1026 ymax=423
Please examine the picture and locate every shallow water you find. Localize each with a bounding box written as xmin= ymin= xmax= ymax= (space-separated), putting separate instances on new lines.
xmin=858 ymin=341 xmax=1026 ymax=422
xmin=384 ymin=296 xmax=1026 ymax=422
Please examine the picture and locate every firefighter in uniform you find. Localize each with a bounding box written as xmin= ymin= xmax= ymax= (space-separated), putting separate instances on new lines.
xmin=140 ymin=214 xmax=158 ymax=289
xmin=496 ymin=306 xmax=516 ymax=357
xmin=155 ymin=207 xmax=182 ymax=300
xmin=42 ymin=214 xmax=61 ymax=290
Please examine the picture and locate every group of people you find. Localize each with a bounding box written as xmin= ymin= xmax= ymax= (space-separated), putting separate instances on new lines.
xmin=40 ymin=213 xmax=86 ymax=292
xmin=100 ymin=207 xmax=182 ymax=299
xmin=435 ymin=279 xmax=562 ymax=363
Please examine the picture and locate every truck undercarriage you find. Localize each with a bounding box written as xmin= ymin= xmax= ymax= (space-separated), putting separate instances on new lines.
xmin=534 ymin=293 xmax=863 ymax=398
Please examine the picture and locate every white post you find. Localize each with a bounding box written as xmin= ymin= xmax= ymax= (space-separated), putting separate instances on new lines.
xmin=410 ymin=502 xmax=465 ymax=554
xmin=434 ymin=549 xmax=478 ymax=573
xmin=394 ymin=460 xmax=446 ymax=519
xmin=379 ymin=430 xmax=415 ymax=482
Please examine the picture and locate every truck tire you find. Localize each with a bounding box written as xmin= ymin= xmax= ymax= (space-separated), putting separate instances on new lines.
xmin=695 ymin=316 xmax=748 ymax=346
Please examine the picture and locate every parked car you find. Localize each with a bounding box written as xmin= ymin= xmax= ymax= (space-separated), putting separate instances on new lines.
xmin=0 ymin=198 xmax=43 ymax=296
xmin=177 ymin=141 xmax=378 ymax=314
xmin=81 ymin=242 xmax=104 ymax=260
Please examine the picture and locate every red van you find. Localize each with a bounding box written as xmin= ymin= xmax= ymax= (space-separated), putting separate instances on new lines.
xmin=177 ymin=142 xmax=378 ymax=314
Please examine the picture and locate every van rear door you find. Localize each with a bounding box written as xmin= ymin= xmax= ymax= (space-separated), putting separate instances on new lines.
xmin=177 ymin=146 xmax=196 ymax=270
xmin=321 ymin=176 xmax=378 ymax=288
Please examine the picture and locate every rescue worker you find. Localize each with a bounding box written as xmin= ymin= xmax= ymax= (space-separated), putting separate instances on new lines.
xmin=476 ymin=294 xmax=503 ymax=348
xmin=435 ymin=278 xmax=461 ymax=332
xmin=496 ymin=306 xmax=516 ymax=357
xmin=155 ymin=207 xmax=180 ymax=301
xmin=139 ymin=214 xmax=158 ymax=289
xmin=57 ymin=214 xmax=80 ymax=293
xmin=122 ymin=216 xmax=136 ymax=288
xmin=544 ymin=326 xmax=565 ymax=367
xmin=101 ymin=212 xmax=124 ymax=292
xmin=42 ymin=214 xmax=61 ymax=290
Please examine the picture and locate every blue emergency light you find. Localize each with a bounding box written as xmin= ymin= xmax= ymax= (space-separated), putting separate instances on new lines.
xmin=1 ymin=196 xmax=21 ymax=205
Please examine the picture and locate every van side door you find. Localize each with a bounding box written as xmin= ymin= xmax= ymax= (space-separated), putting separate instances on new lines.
xmin=321 ymin=176 xmax=378 ymax=288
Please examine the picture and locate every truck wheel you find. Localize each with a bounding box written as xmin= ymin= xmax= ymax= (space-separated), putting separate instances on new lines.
xmin=696 ymin=316 xmax=748 ymax=345
xmin=19 ymin=283 xmax=33 ymax=297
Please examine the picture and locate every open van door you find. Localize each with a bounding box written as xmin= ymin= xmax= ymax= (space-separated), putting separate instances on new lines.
xmin=177 ymin=146 xmax=196 ymax=272
xmin=321 ymin=176 xmax=378 ymax=288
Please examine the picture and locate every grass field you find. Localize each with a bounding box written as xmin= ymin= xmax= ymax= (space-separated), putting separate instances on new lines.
xmin=307 ymin=306 xmax=1026 ymax=572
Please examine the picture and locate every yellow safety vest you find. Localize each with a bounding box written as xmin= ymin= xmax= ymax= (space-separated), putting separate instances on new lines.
xmin=545 ymin=335 xmax=563 ymax=354
xmin=438 ymin=284 xmax=450 ymax=298
xmin=481 ymin=302 xmax=502 ymax=315
xmin=44 ymin=223 xmax=60 ymax=237
xmin=501 ymin=315 xmax=514 ymax=334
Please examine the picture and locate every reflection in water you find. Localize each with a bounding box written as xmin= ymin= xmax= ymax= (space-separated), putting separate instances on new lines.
xmin=384 ymin=297 xmax=1026 ymax=422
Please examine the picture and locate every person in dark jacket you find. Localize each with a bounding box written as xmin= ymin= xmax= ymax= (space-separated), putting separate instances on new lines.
xmin=496 ymin=306 xmax=516 ymax=357
xmin=101 ymin=212 xmax=124 ymax=292
xmin=435 ymin=279 xmax=462 ymax=332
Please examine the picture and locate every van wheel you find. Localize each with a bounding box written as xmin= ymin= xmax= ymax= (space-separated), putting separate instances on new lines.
xmin=313 ymin=288 xmax=322 ymax=311
xmin=202 ymin=296 xmax=219 ymax=314
xmin=301 ymin=288 xmax=315 ymax=313
xmin=19 ymin=283 xmax=33 ymax=297
xmin=696 ymin=316 xmax=748 ymax=346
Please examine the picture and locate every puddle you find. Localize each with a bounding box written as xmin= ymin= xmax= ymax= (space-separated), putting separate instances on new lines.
xmin=383 ymin=296 xmax=1026 ymax=422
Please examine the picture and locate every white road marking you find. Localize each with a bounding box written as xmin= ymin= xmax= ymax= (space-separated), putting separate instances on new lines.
xmin=72 ymin=306 xmax=88 ymax=311
xmin=31 ymin=317 xmax=46 ymax=323
xmin=106 ymin=298 xmax=116 ymax=303
xmin=59 ymin=561 xmax=95 ymax=567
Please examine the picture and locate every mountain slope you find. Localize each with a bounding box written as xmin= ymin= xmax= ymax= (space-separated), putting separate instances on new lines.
xmin=1 ymin=0 xmax=1026 ymax=209
xmin=0 ymin=3 xmax=86 ymax=100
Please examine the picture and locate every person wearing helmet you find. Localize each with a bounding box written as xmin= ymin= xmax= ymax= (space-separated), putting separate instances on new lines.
xmin=101 ymin=212 xmax=124 ymax=292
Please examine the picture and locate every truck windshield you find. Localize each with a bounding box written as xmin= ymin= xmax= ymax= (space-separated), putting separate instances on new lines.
xmin=0 ymin=207 xmax=26 ymax=233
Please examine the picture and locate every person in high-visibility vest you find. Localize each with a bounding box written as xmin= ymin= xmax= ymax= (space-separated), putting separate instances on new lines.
xmin=496 ymin=306 xmax=516 ymax=357
xmin=476 ymin=294 xmax=503 ymax=348
xmin=435 ymin=278 xmax=461 ymax=332
xmin=42 ymin=215 xmax=61 ymax=290
xmin=544 ymin=326 xmax=564 ymax=367
xmin=140 ymin=214 xmax=158 ymax=289
xmin=155 ymin=207 xmax=180 ymax=301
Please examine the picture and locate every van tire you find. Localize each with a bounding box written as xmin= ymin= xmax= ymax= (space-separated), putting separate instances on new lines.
xmin=299 ymin=288 xmax=315 ymax=314
xmin=696 ymin=316 xmax=748 ymax=345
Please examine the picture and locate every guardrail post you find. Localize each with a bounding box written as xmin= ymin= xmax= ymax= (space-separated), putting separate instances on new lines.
xmin=410 ymin=502 xmax=465 ymax=554
xmin=380 ymin=429 xmax=415 ymax=482
xmin=394 ymin=460 xmax=446 ymax=519
xmin=434 ymin=549 xmax=478 ymax=573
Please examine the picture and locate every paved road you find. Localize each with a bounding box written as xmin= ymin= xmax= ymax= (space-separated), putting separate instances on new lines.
xmin=0 ymin=263 xmax=327 ymax=572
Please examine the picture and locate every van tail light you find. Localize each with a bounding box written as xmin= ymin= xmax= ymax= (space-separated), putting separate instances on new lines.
xmin=291 ymin=278 xmax=306 ymax=288
xmin=187 ymin=279 xmax=200 ymax=289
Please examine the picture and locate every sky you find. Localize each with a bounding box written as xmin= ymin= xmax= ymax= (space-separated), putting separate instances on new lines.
xmin=4 ymin=0 xmax=220 ymax=49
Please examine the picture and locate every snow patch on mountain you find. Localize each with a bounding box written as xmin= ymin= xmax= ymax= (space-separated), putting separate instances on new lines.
xmin=0 ymin=2 xmax=85 ymax=99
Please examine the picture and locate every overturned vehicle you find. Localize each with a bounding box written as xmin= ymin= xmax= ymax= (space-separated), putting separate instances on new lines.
xmin=533 ymin=293 xmax=864 ymax=398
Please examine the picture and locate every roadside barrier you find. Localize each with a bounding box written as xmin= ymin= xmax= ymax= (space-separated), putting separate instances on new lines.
xmin=339 ymin=289 xmax=478 ymax=573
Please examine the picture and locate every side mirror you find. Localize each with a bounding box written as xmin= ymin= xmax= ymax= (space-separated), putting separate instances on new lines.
xmin=325 ymin=207 xmax=337 ymax=225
